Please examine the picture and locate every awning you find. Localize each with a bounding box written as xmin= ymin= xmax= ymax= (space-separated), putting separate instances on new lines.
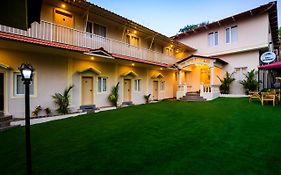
xmin=78 ymin=67 xmax=101 ymax=75
xmin=122 ymin=71 xmax=138 ymax=77
xmin=152 ymin=73 xmax=164 ymax=79
xmin=258 ymin=61 xmax=281 ymax=69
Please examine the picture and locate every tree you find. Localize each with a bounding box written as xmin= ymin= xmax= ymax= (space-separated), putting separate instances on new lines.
xmin=279 ymin=27 xmax=281 ymax=37
xmin=217 ymin=72 xmax=235 ymax=94
xmin=179 ymin=21 xmax=209 ymax=33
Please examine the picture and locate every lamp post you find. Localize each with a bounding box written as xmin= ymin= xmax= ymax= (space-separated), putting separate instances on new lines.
xmin=19 ymin=63 xmax=34 ymax=175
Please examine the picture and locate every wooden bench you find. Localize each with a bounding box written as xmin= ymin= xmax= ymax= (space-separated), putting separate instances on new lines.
xmin=261 ymin=91 xmax=277 ymax=107
xmin=249 ymin=91 xmax=261 ymax=103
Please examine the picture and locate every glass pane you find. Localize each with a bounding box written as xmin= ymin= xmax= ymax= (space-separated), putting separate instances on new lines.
xmin=86 ymin=22 xmax=92 ymax=33
xmin=231 ymin=26 xmax=238 ymax=42
xmin=16 ymin=75 xmax=24 ymax=95
xmin=98 ymin=77 xmax=101 ymax=92
xmin=226 ymin=28 xmax=230 ymax=43
xmin=102 ymin=78 xmax=107 ymax=92
xmin=214 ymin=32 xmax=218 ymax=45
xmin=208 ymin=33 xmax=213 ymax=46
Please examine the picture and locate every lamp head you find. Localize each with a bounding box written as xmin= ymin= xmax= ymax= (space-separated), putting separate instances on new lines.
xmin=19 ymin=64 xmax=34 ymax=82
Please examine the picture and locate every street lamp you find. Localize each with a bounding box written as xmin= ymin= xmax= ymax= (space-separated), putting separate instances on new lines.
xmin=19 ymin=63 xmax=34 ymax=175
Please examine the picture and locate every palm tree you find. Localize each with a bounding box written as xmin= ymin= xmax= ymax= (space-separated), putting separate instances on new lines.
xmin=217 ymin=72 xmax=235 ymax=94
xmin=240 ymin=69 xmax=260 ymax=94
xmin=52 ymin=85 xmax=74 ymax=114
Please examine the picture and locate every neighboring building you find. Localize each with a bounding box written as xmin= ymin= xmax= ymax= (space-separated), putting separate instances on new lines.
xmin=173 ymin=1 xmax=279 ymax=94
xmin=0 ymin=0 xmax=279 ymax=118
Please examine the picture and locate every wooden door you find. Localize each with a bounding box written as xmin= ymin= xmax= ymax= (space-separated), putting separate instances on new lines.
xmin=82 ymin=77 xmax=93 ymax=105
xmin=153 ymin=81 xmax=158 ymax=100
xmin=123 ymin=79 xmax=131 ymax=102
xmin=53 ymin=9 xmax=74 ymax=44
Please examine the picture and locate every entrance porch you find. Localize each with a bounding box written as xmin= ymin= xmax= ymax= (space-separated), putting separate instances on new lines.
xmin=175 ymin=55 xmax=228 ymax=100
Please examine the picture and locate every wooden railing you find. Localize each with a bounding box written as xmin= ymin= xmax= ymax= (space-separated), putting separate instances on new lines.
xmin=0 ymin=21 xmax=177 ymax=65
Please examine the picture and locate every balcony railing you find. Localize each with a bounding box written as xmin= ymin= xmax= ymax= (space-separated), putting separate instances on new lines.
xmin=0 ymin=20 xmax=177 ymax=65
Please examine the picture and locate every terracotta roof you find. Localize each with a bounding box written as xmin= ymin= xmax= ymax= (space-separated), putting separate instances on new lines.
xmin=177 ymin=54 xmax=228 ymax=65
xmin=172 ymin=1 xmax=279 ymax=47
xmin=112 ymin=53 xmax=169 ymax=68
xmin=0 ymin=31 xmax=90 ymax=52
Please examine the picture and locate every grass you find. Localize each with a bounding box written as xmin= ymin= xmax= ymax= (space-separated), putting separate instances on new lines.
xmin=1 ymin=98 xmax=281 ymax=175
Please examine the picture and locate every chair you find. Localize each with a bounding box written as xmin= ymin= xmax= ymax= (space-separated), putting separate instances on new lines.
xmin=261 ymin=90 xmax=277 ymax=106
xmin=248 ymin=91 xmax=261 ymax=103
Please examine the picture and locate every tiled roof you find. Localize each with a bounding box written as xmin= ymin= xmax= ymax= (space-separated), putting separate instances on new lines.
xmin=112 ymin=53 xmax=169 ymax=68
xmin=0 ymin=31 xmax=90 ymax=52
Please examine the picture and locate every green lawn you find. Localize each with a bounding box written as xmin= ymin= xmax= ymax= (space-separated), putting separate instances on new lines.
xmin=1 ymin=98 xmax=281 ymax=175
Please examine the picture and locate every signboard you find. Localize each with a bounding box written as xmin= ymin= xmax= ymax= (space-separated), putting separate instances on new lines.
xmin=260 ymin=51 xmax=276 ymax=64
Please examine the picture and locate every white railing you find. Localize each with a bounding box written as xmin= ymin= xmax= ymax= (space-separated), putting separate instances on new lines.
xmin=200 ymin=84 xmax=220 ymax=100
xmin=176 ymin=84 xmax=188 ymax=99
xmin=0 ymin=21 xmax=177 ymax=65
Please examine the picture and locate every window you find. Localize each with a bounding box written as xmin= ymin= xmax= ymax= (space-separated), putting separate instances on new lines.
xmin=14 ymin=73 xmax=34 ymax=96
xmin=134 ymin=79 xmax=141 ymax=91
xmin=234 ymin=67 xmax=247 ymax=81
xmin=94 ymin=23 xmax=106 ymax=37
xmin=86 ymin=22 xmax=106 ymax=37
xmin=160 ymin=81 xmax=165 ymax=91
xmin=208 ymin=31 xmax=218 ymax=47
xmin=98 ymin=77 xmax=107 ymax=92
xmin=126 ymin=35 xmax=140 ymax=47
xmin=226 ymin=26 xmax=238 ymax=44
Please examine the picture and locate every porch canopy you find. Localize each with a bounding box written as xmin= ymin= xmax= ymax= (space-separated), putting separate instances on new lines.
xmin=258 ymin=61 xmax=281 ymax=69
xmin=176 ymin=54 xmax=228 ymax=69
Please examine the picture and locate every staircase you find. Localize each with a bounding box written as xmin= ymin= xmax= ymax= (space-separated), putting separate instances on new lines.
xmin=180 ymin=92 xmax=206 ymax=102
xmin=0 ymin=111 xmax=14 ymax=131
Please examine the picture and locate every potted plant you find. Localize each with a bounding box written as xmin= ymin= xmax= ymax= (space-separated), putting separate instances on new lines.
xmin=217 ymin=72 xmax=235 ymax=94
xmin=240 ymin=69 xmax=260 ymax=94
xmin=108 ymin=82 xmax=119 ymax=107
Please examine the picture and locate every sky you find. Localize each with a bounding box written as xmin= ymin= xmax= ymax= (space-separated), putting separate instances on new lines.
xmin=89 ymin=0 xmax=281 ymax=37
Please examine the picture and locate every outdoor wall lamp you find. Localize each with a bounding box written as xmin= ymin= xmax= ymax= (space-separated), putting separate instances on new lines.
xmin=19 ymin=63 xmax=34 ymax=175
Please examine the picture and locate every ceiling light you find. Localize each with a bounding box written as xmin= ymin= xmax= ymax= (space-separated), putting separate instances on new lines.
xmin=61 ymin=4 xmax=66 ymax=8
xmin=91 ymin=57 xmax=94 ymax=60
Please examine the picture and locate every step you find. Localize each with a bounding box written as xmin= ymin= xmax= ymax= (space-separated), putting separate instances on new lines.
xmin=80 ymin=105 xmax=97 ymax=113
xmin=180 ymin=98 xmax=206 ymax=102
xmin=185 ymin=93 xmax=200 ymax=97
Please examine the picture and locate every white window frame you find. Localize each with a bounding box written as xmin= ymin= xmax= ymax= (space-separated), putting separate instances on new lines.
xmin=208 ymin=31 xmax=218 ymax=47
xmin=225 ymin=26 xmax=238 ymax=44
xmin=160 ymin=81 xmax=165 ymax=91
xmin=134 ymin=79 xmax=141 ymax=92
xmin=13 ymin=72 xmax=35 ymax=96
xmin=98 ymin=77 xmax=107 ymax=93
xmin=234 ymin=67 xmax=247 ymax=81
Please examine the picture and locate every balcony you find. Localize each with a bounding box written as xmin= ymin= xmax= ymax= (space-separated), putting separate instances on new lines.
xmin=0 ymin=20 xmax=177 ymax=65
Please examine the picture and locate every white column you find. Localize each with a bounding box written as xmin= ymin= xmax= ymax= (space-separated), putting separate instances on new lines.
xmin=178 ymin=70 xmax=182 ymax=85
xmin=210 ymin=63 xmax=215 ymax=85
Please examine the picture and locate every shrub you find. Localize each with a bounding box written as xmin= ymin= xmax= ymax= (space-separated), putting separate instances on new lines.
xmin=52 ymin=85 xmax=74 ymax=115
xmin=108 ymin=82 xmax=119 ymax=107
xmin=44 ymin=107 xmax=52 ymax=116
xmin=32 ymin=105 xmax=42 ymax=117
xmin=217 ymin=72 xmax=235 ymax=94
xmin=144 ymin=94 xmax=151 ymax=103
xmin=240 ymin=69 xmax=260 ymax=94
